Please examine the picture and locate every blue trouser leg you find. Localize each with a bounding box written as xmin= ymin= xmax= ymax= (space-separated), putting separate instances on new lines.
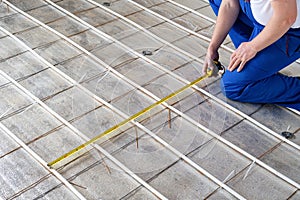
xmin=209 ymin=0 xmax=300 ymax=110
xmin=221 ymin=37 xmax=300 ymax=110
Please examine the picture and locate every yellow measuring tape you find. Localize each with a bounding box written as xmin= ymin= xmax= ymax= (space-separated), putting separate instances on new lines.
xmin=48 ymin=71 xmax=213 ymax=168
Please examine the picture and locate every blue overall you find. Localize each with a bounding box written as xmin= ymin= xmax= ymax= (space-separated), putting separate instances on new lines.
xmin=209 ymin=0 xmax=300 ymax=110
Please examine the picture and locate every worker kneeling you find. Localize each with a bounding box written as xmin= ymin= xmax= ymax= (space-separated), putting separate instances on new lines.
xmin=203 ymin=0 xmax=300 ymax=111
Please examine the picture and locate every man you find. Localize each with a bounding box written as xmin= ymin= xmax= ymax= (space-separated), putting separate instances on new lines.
xmin=203 ymin=0 xmax=300 ymax=110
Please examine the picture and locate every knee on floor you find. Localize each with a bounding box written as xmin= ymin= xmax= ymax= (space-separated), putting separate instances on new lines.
xmin=220 ymin=76 xmax=247 ymax=101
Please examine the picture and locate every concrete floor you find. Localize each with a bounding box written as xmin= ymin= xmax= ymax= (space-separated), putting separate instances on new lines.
xmin=0 ymin=0 xmax=300 ymax=199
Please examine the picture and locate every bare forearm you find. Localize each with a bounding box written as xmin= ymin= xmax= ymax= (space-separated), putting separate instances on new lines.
xmin=204 ymin=0 xmax=240 ymax=74
xmin=208 ymin=0 xmax=240 ymax=53
xmin=250 ymin=0 xmax=297 ymax=52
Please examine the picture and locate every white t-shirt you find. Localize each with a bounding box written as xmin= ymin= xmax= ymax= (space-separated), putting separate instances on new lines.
xmin=251 ymin=0 xmax=300 ymax=28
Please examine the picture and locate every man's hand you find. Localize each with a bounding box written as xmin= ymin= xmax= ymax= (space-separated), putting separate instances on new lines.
xmin=228 ymin=42 xmax=257 ymax=72
xmin=203 ymin=0 xmax=240 ymax=75
xmin=228 ymin=0 xmax=297 ymax=73
xmin=203 ymin=51 xmax=219 ymax=76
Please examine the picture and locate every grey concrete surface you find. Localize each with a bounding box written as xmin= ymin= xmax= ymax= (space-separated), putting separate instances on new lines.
xmin=228 ymin=165 xmax=296 ymax=200
xmin=0 ymin=0 xmax=300 ymax=199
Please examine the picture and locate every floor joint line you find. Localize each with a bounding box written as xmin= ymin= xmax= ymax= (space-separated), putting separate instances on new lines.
xmin=0 ymin=14 xmax=168 ymax=200
xmin=3 ymin=0 xmax=300 ymax=195
xmin=99 ymin=0 xmax=300 ymax=150
xmin=0 ymin=121 xmax=86 ymax=200
xmin=1 ymin=3 xmax=245 ymax=198
xmin=76 ymin=0 xmax=300 ymax=151
xmin=0 ymin=64 xmax=168 ymax=200
xmin=163 ymin=0 xmax=300 ymax=115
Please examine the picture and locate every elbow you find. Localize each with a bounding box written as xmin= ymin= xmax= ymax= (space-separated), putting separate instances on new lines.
xmin=284 ymin=8 xmax=297 ymax=26
xmin=272 ymin=0 xmax=297 ymax=27
xmin=273 ymin=7 xmax=297 ymax=27
xmin=222 ymin=0 xmax=240 ymax=10
xmin=287 ymin=14 xmax=297 ymax=26
xmin=278 ymin=14 xmax=297 ymax=28
xmin=289 ymin=5 xmax=298 ymax=25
